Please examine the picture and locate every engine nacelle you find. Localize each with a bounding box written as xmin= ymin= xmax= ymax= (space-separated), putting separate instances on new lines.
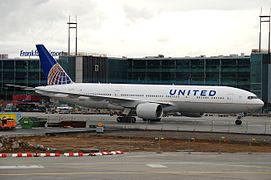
xmin=136 ymin=103 xmax=163 ymax=120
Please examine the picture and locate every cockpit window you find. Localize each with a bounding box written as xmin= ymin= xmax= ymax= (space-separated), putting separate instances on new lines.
xmin=248 ymin=96 xmax=258 ymax=100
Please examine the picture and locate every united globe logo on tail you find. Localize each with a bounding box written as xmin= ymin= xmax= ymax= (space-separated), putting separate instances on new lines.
xmin=36 ymin=44 xmax=73 ymax=85
xmin=47 ymin=63 xmax=72 ymax=85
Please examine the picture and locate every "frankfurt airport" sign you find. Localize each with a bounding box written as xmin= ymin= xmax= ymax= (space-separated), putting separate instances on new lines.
xmin=20 ymin=50 xmax=64 ymax=57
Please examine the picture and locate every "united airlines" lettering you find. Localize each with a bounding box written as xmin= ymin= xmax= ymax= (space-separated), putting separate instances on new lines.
xmin=169 ymin=89 xmax=216 ymax=96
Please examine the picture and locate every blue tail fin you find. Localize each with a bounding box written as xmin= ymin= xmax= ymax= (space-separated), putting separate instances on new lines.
xmin=36 ymin=44 xmax=73 ymax=85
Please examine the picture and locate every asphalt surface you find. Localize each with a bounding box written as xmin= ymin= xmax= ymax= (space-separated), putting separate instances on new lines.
xmin=0 ymin=127 xmax=96 ymax=137
xmin=1 ymin=113 xmax=270 ymax=145
xmin=0 ymin=152 xmax=270 ymax=180
xmin=14 ymin=113 xmax=271 ymax=134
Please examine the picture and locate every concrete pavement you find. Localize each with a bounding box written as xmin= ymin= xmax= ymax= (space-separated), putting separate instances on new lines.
xmin=0 ymin=152 xmax=270 ymax=180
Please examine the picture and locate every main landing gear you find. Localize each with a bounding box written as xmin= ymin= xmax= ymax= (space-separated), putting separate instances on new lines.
xmin=235 ymin=115 xmax=242 ymax=125
xmin=142 ymin=118 xmax=161 ymax=122
xmin=117 ymin=116 xmax=136 ymax=123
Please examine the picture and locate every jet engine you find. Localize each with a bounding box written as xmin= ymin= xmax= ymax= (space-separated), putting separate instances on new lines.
xmin=136 ymin=103 xmax=163 ymax=120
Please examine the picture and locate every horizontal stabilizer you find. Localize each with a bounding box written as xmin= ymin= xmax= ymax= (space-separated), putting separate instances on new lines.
xmin=5 ymin=84 xmax=35 ymax=91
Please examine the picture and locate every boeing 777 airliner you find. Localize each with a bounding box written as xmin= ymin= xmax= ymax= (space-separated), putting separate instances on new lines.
xmin=34 ymin=44 xmax=264 ymax=125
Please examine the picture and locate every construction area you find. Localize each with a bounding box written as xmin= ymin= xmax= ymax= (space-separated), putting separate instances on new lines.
xmin=0 ymin=130 xmax=271 ymax=154
xmin=0 ymin=112 xmax=270 ymax=155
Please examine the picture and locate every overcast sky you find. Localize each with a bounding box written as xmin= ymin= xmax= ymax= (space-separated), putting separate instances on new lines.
xmin=0 ymin=0 xmax=270 ymax=58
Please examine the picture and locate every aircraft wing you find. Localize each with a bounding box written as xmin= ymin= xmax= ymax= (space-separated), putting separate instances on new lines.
xmin=35 ymin=88 xmax=173 ymax=108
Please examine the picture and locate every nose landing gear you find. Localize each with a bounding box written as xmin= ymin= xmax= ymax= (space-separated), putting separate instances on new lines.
xmin=235 ymin=115 xmax=242 ymax=125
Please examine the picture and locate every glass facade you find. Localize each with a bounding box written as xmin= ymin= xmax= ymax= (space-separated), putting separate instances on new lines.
xmin=58 ymin=56 xmax=76 ymax=81
xmin=107 ymin=58 xmax=127 ymax=83
xmin=250 ymin=53 xmax=270 ymax=111
xmin=250 ymin=54 xmax=263 ymax=98
xmin=0 ymin=57 xmax=74 ymax=100
xmin=81 ymin=56 xmax=107 ymax=83
xmin=0 ymin=59 xmax=46 ymax=100
xmin=126 ymin=57 xmax=250 ymax=90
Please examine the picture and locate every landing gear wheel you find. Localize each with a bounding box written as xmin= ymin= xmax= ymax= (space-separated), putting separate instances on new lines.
xmin=235 ymin=119 xmax=242 ymax=125
xmin=116 ymin=116 xmax=136 ymax=123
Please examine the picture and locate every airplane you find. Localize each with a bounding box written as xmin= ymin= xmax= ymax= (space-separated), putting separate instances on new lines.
xmin=33 ymin=44 xmax=264 ymax=125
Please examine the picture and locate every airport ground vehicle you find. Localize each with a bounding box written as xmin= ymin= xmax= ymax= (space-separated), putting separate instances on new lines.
xmin=0 ymin=116 xmax=16 ymax=130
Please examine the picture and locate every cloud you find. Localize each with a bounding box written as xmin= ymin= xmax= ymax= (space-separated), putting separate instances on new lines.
xmin=121 ymin=0 xmax=270 ymax=12
xmin=0 ymin=0 xmax=48 ymax=16
xmin=0 ymin=0 xmax=101 ymax=55
xmin=0 ymin=0 xmax=269 ymax=57
xmin=123 ymin=5 xmax=153 ymax=22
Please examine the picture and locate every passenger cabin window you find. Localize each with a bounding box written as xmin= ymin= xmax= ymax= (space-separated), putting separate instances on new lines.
xmin=247 ymin=96 xmax=257 ymax=100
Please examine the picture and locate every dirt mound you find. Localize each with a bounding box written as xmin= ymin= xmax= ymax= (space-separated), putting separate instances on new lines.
xmin=1 ymin=133 xmax=271 ymax=153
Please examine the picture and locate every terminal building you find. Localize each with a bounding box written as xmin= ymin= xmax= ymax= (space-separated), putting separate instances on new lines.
xmin=60 ymin=54 xmax=251 ymax=89
xmin=0 ymin=51 xmax=270 ymax=112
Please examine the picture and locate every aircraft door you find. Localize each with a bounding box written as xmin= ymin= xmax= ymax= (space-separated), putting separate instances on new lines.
xmin=114 ymin=90 xmax=120 ymax=97
xmin=226 ymin=93 xmax=234 ymax=103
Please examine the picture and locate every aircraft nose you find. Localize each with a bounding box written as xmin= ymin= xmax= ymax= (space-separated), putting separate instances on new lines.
xmin=247 ymin=99 xmax=264 ymax=111
xmin=254 ymin=99 xmax=264 ymax=109
xmin=258 ymin=99 xmax=264 ymax=107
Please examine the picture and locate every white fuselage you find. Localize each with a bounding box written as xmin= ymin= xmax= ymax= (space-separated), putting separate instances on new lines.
xmin=35 ymin=83 xmax=264 ymax=114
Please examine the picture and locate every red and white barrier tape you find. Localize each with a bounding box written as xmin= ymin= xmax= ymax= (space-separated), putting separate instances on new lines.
xmin=91 ymin=152 xmax=111 ymax=156
xmin=91 ymin=151 xmax=124 ymax=156
xmin=0 ymin=150 xmax=124 ymax=158
xmin=110 ymin=151 xmax=124 ymax=155
xmin=11 ymin=153 xmax=33 ymax=157
xmin=35 ymin=153 xmax=61 ymax=157
xmin=63 ymin=152 xmax=84 ymax=157
xmin=0 ymin=154 xmax=7 ymax=158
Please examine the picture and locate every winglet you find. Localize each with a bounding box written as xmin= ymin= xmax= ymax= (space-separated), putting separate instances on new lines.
xmin=36 ymin=44 xmax=73 ymax=85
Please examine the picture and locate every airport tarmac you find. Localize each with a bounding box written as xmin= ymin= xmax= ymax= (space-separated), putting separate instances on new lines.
xmin=0 ymin=152 xmax=270 ymax=180
xmin=20 ymin=113 xmax=271 ymax=135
